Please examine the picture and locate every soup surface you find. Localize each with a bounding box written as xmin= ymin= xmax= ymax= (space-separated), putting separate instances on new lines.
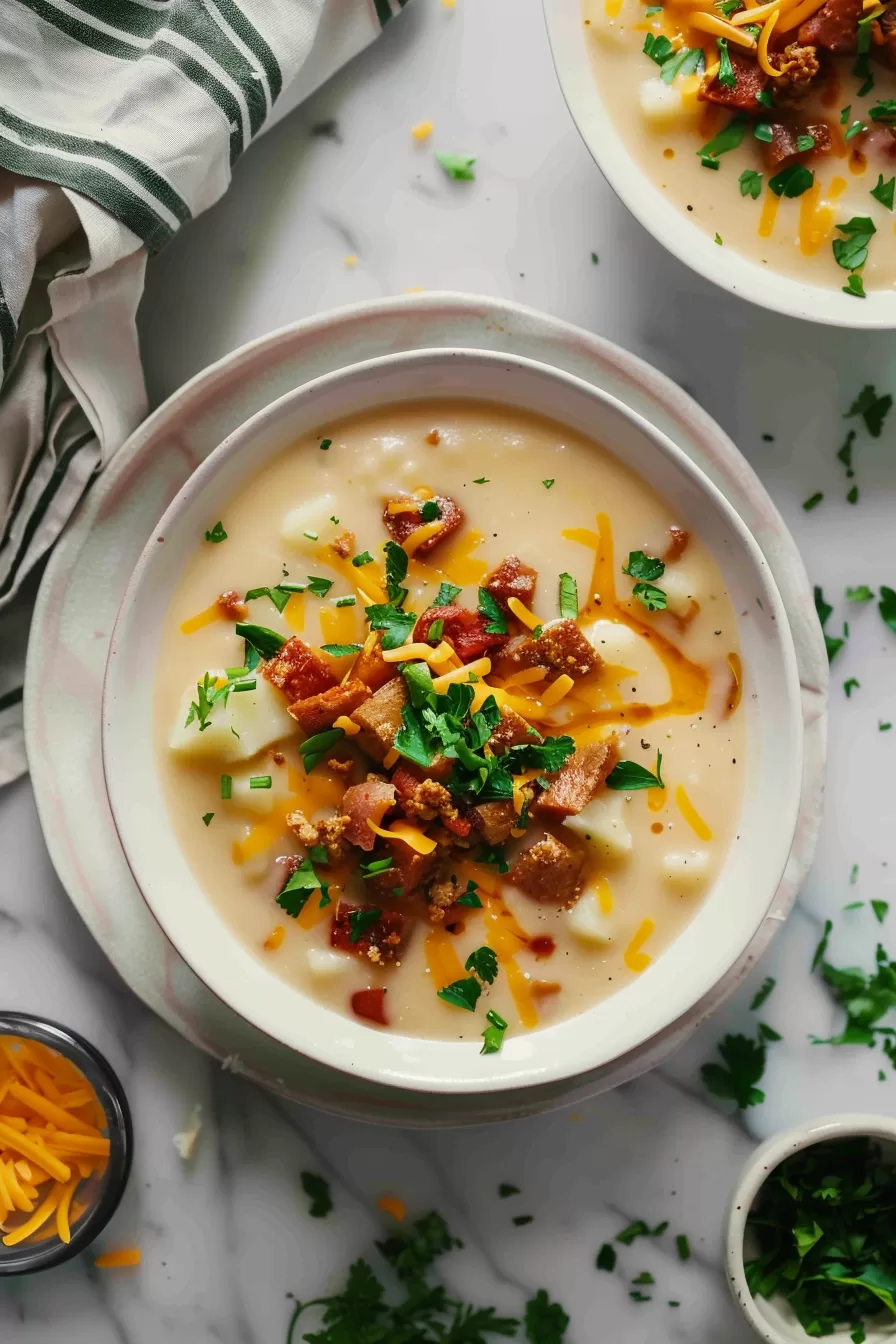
xmin=585 ymin=0 xmax=896 ymax=293
xmin=156 ymin=401 xmax=745 ymax=1048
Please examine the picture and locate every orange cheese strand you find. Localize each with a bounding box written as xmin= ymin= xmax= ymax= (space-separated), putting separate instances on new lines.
xmin=376 ymin=1194 xmax=407 ymax=1221
xmin=95 ymin=1247 xmax=142 ymax=1269
xmin=2 ymin=1184 xmax=62 ymax=1247
xmin=503 ymin=957 xmax=539 ymax=1029
xmin=0 ymin=1121 xmax=70 ymax=1183
xmin=263 ymin=925 xmax=285 ymax=952
xmin=54 ymin=1176 xmax=80 ymax=1244
xmin=179 ymin=602 xmax=222 ymax=635
xmin=368 ymin=819 xmax=438 ymax=854
xmin=675 ymin=785 xmax=713 ymax=841
xmin=624 ymin=919 xmax=656 ymax=974
xmin=425 ymin=930 xmax=465 ymax=990
xmin=7 ymin=1082 xmax=100 ymax=1139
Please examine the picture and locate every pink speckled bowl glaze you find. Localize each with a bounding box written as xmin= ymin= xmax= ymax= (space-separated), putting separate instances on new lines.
xmin=25 ymin=294 xmax=828 ymax=1124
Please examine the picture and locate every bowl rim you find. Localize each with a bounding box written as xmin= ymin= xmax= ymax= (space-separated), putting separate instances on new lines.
xmin=541 ymin=0 xmax=896 ymax=329
xmin=101 ymin=344 xmax=805 ymax=1095
xmin=725 ymin=1112 xmax=896 ymax=1343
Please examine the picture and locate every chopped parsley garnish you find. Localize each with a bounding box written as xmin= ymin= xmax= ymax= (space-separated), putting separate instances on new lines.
xmin=795 ymin=134 xmax=816 ymax=153
xmin=457 ymin=880 xmax=483 ymax=908
xmin=714 ymin=233 xmax=723 ymax=245
xmin=739 ymin=169 xmax=763 ymax=199
xmin=366 ymin=603 xmax=417 ymax=651
xmin=701 ymin=1032 xmax=769 ymax=1109
xmin=643 ymin=32 xmax=673 ymax=62
xmin=833 ymin=218 xmax=876 ymax=277
xmin=769 ymin=163 xmax=814 ymax=199
xmin=756 ymin=89 xmax=773 ymax=108
xmin=630 ymin=1290 xmax=651 ymax=1303
xmin=632 ymin=581 xmax=667 ymax=611
xmin=321 ymin=642 xmax=363 ymax=657
xmin=606 ymin=752 xmax=664 ymax=792
xmin=847 ymin=585 xmax=874 ymax=603
xmin=870 ymin=98 xmax=896 ymax=124
xmin=334 ymin=595 xmax=356 ymax=608
xmin=428 ymin=619 xmax=445 ymax=642
xmin=420 ymin=499 xmax=441 ymax=523
xmin=306 ymin=575 xmax=335 ymax=598
xmin=349 ymin=908 xmax=382 ymax=943
xmin=525 ymin=1289 xmax=570 ymax=1342
xmin=319 ymin=437 xmax=332 ymax=451
xmin=360 ymin=857 xmax=393 ymax=879
xmin=814 ymin=587 xmax=846 ymax=663
xmin=750 ymin=976 xmax=776 ymax=1011
xmin=435 ymin=152 xmax=476 ymax=181
xmin=435 ymin=581 xmax=462 ymax=605
xmin=844 ymin=678 xmax=860 ymax=698
xmin=844 ymin=119 xmax=867 ymax=142
xmin=871 ymin=174 xmax=896 ymax=210
xmin=245 ymin=584 xmax=293 ymax=614
xmin=300 ymin=1170 xmax=333 ymax=1218
xmin=204 ymin=520 xmax=227 ymax=543
xmin=308 ymin=845 xmax=329 ymax=865
xmin=481 ymin=1010 xmax=508 ymax=1055
xmin=597 ymin=1243 xmax=617 ymax=1271
xmin=477 ymin=587 xmax=508 ymax=635
xmin=591 ymin=251 xmax=599 ymax=263
xmin=716 ymin=36 xmax=736 ymax=87
xmin=841 ymin=105 xmax=852 ymax=125
xmin=676 ymin=1234 xmax=691 ymax=1261
xmin=879 ymin=585 xmax=896 ymax=635
xmin=623 ymin=550 xmax=665 ymax=582
xmin=754 ymin=123 xmax=774 ymax=143
xmin=848 ymin=385 xmax=893 ymax=439
xmin=437 ymin=976 xmax=481 ymax=1011
xmin=183 ymin=667 xmax=253 ymax=733
xmin=745 ymin=1136 xmax=896 ymax=1339
xmin=234 ymin=622 xmax=287 ymax=661
xmin=352 ymin=551 xmax=374 ymax=568
xmin=277 ymin=858 xmax=326 ymax=918
xmin=381 ymin=539 xmax=409 ymax=605
xmin=202 ymin=812 xmax=214 ymax=826
xmin=658 ymin=43 xmax=704 ymax=84
xmin=558 ymin=572 xmax=578 ymax=620
xmin=803 ymin=492 xmax=824 ymax=511
xmin=299 ymin=726 xmax=346 ymax=773
xmin=698 ymin=116 xmax=746 ymax=167
xmin=473 ymin=476 xmax=489 ymax=484
xmin=617 ymin=1220 xmax=650 ymax=1246
xmin=542 ymin=478 xmax=555 ymax=488
xmin=465 ymin=946 xmax=499 ymax=984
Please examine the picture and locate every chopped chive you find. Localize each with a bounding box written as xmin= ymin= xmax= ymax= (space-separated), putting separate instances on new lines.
xmin=802 ymin=492 xmax=824 ymax=511
xmin=202 ymin=812 xmax=214 ymax=826
xmin=303 ymin=530 xmax=319 ymax=541
xmin=231 ymin=679 xmax=257 ymax=692
xmin=319 ymin=438 xmax=332 ymax=450
xmin=352 ymin=551 xmax=374 ymax=567
xmin=220 ymin=775 xmax=232 ymax=800
xmin=249 ymin=775 xmax=272 ymax=789
xmin=334 ymin=595 xmax=357 ymax=607
xmin=473 ymin=477 xmax=489 ymax=484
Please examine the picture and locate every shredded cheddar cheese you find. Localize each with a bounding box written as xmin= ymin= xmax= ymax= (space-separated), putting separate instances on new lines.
xmin=263 ymin=925 xmax=285 ymax=952
xmin=541 ymin=674 xmax=574 ymax=707
xmin=400 ymin=519 xmax=445 ymax=557
xmin=95 ymin=1247 xmax=141 ymax=1269
xmin=376 ymin=1194 xmax=407 ymax=1220
xmin=757 ymin=8 xmax=788 ymax=74
xmin=431 ymin=658 xmax=491 ymax=691
xmin=382 ymin=747 xmax=400 ymax=769
xmin=0 ymin=1035 xmax=110 ymax=1248
xmin=367 ymin=819 xmax=438 ymax=854
xmin=675 ymin=785 xmax=713 ymax=841
xmin=381 ymin=641 xmax=457 ymax=667
xmin=179 ymin=602 xmax=222 ymax=635
xmin=506 ymin=597 xmax=544 ymax=630
xmin=687 ymin=11 xmax=757 ymax=43
xmin=624 ymin=919 xmax=655 ymax=974
xmin=333 ymin=715 xmax=360 ymax=736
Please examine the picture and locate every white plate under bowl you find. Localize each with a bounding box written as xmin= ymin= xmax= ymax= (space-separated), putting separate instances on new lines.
xmin=102 ymin=346 xmax=803 ymax=1096
xmin=26 ymin=292 xmax=828 ymax=1124
xmin=542 ymin=0 xmax=896 ymax=329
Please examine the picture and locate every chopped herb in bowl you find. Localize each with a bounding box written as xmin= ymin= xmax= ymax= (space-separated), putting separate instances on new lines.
xmin=728 ymin=1119 xmax=896 ymax=1344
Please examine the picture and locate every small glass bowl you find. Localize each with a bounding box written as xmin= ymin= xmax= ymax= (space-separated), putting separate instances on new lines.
xmin=0 ymin=1012 xmax=133 ymax=1275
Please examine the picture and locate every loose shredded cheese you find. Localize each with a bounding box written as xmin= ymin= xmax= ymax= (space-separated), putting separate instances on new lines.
xmin=94 ymin=1247 xmax=142 ymax=1269
xmin=624 ymin=919 xmax=655 ymax=974
xmin=367 ymin=819 xmax=438 ymax=854
xmin=333 ymin=714 xmax=361 ymax=735
xmin=431 ymin=658 xmax=491 ymax=691
xmin=675 ymin=785 xmax=713 ymax=841
xmin=381 ymin=641 xmax=456 ymax=666
xmin=540 ymin=674 xmax=574 ymax=707
xmin=506 ymin=597 xmax=544 ymax=629
xmin=400 ymin=519 xmax=444 ymax=556
xmin=263 ymin=925 xmax=285 ymax=952
xmin=377 ymin=1194 xmax=407 ymax=1220
xmin=687 ymin=11 xmax=757 ymax=43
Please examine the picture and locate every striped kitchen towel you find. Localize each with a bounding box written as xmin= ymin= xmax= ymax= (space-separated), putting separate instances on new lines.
xmin=0 ymin=0 xmax=409 ymax=789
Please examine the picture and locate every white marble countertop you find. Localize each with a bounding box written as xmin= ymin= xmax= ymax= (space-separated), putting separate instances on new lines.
xmin=3 ymin=0 xmax=896 ymax=1340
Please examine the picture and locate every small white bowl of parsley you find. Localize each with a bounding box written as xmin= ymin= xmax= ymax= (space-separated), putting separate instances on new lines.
xmin=727 ymin=1115 xmax=896 ymax=1344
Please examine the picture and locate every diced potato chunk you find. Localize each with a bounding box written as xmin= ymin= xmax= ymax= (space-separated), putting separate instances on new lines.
xmin=567 ymin=889 xmax=615 ymax=945
xmin=307 ymin=948 xmax=353 ymax=980
xmin=662 ymin=569 xmax=700 ymax=617
xmin=170 ymin=672 xmax=295 ymax=763
xmin=662 ymin=849 xmax=711 ymax=888
xmin=280 ymin=494 xmax=339 ymax=553
xmin=563 ymin=792 xmax=633 ymax=859
xmin=582 ymin=619 xmax=643 ymax=664
xmin=639 ymin=77 xmax=701 ymax=129
xmin=230 ymin=762 xmax=290 ymax=816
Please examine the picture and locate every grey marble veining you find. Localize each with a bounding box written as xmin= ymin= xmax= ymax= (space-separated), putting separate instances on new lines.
xmin=2 ymin=0 xmax=896 ymax=1339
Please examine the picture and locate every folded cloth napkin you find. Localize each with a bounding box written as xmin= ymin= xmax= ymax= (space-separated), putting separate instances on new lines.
xmin=0 ymin=0 xmax=408 ymax=789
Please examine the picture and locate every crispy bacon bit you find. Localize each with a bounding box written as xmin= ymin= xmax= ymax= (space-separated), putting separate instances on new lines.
xmin=799 ymin=0 xmax=862 ymax=51
xmin=392 ymin=766 xmax=460 ymax=825
xmin=383 ymin=493 xmax=463 ymax=553
xmin=328 ymin=757 xmax=353 ymax=775
xmin=217 ymin=590 xmax=249 ymax=622
xmin=288 ymin=679 xmax=371 ymax=735
xmin=534 ymin=739 xmax=619 ymax=819
xmin=426 ymin=876 xmax=460 ymax=923
xmin=700 ymin=49 xmax=769 ymax=110
xmin=353 ymin=632 xmax=400 ymax=692
xmin=351 ymin=987 xmax=389 ymax=1025
xmin=508 ymin=833 xmax=585 ymax=905
xmin=331 ymin=904 xmax=408 ymax=962
xmin=663 ymin=526 xmax=690 ymax=565
xmin=285 ymin=810 xmax=350 ymax=861
xmin=425 ymin=429 xmax=441 ymax=445
xmin=442 ymin=812 xmax=473 ymax=837
xmin=341 ymin=776 xmax=396 ymax=851
xmin=330 ymin=529 xmax=355 ymax=560
xmin=763 ymin=120 xmax=832 ymax=167
xmin=484 ymin=555 xmax=538 ymax=614
xmin=367 ymin=845 xmax=437 ymax=900
xmin=772 ymin=44 xmax=821 ymax=102
xmin=413 ymin=606 xmax=510 ymax=661
xmin=492 ymin=619 xmax=599 ymax=681
xmin=263 ymin=636 xmax=337 ymax=701
xmin=350 ymin=678 xmax=408 ymax=761
xmin=489 ymin=706 xmax=541 ymax=754
xmin=470 ymin=800 xmax=518 ymax=845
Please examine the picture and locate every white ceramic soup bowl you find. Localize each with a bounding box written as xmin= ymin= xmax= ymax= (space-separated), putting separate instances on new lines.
xmin=542 ymin=0 xmax=896 ymax=329
xmin=726 ymin=1114 xmax=896 ymax=1343
xmin=103 ymin=347 xmax=803 ymax=1096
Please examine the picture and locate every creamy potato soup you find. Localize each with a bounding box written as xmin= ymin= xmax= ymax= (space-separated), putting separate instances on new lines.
xmin=585 ymin=0 xmax=896 ymax=294
xmin=155 ymin=402 xmax=745 ymax=1049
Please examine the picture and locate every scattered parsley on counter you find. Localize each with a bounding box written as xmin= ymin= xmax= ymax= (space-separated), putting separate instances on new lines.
xmin=812 ymin=925 xmax=896 ymax=1070
xmin=676 ymin=1234 xmax=691 ymax=1261
xmin=629 ymin=1290 xmax=652 ymax=1303
xmin=714 ymin=232 xmax=724 ymax=246
xmin=750 ymin=976 xmax=776 ymax=1011
xmin=590 ymin=252 xmax=599 ymax=265
xmin=606 ymin=752 xmax=664 ymax=792
xmin=632 ymin=1272 xmax=655 ymax=1285
xmin=847 ymin=384 xmax=892 ymax=438
xmin=802 ymin=491 xmax=824 ymax=511
xmin=844 ymin=678 xmax=860 ymax=698
xmin=700 ymin=1032 xmax=769 ymax=1109
xmin=813 ymin=918 xmax=833 ymax=971
xmin=814 ymin=587 xmax=846 ymax=663
xmin=498 ymin=1183 xmax=520 ymax=1199
xmin=617 ymin=1220 xmax=650 ymax=1246
xmin=744 ymin=1136 xmax=896 ymax=1339
xmin=513 ymin=1215 xmax=534 ymax=1227
xmin=847 ymin=585 xmax=874 ymax=603
xmin=435 ymin=152 xmax=477 ymax=181
xmin=881 ymin=721 xmax=893 ymax=731
xmin=597 ymin=1243 xmax=617 ymax=1271
xmin=204 ymin=520 xmax=227 ymax=543
xmin=300 ymin=1171 xmax=333 ymax=1219
xmin=850 ymin=863 xmax=859 ymax=885
xmin=879 ymin=585 xmax=896 ymax=636
xmin=286 ymin=1211 xmax=565 ymax=1343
